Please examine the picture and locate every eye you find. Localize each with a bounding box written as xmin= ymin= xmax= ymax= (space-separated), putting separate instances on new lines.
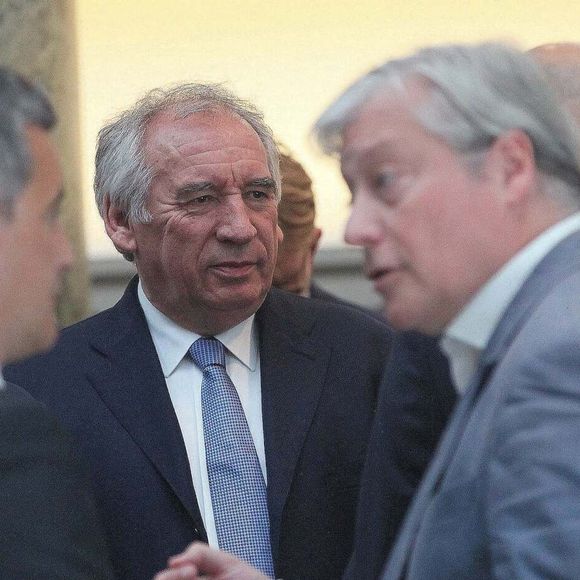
xmin=192 ymin=194 xmax=212 ymax=204
xmin=246 ymin=190 xmax=271 ymax=201
xmin=373 ymin=170 xmax=396 ymax=191
xmin=45 ymin=192 xmax=64 ymax=223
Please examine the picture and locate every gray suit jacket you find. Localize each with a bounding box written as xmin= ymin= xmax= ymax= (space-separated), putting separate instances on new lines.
xmin=382 ymin=230 xmax=580 ymax=579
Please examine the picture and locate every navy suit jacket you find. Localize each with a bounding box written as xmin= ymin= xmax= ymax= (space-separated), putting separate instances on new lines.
xmin=310 ymin=282 xmax=384 ymax=322
xmin=344 ymin=331 xmax=456 ymax=580
xmin=6 ymin=278 xmax=391 ymax=580
xmin=0 ymin=382 xmax=113 ymax=579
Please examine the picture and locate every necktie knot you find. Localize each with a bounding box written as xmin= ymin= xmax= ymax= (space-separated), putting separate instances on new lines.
xmin=189 ymin=337 xmax=226 ymax=370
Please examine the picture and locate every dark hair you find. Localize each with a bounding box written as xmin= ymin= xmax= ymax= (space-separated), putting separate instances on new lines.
xmin=0 ymin=68 xmax=56 ymax=216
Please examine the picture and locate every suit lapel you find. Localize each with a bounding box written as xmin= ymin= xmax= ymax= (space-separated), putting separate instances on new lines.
xmin=86 ymin=278 xmax=206 ymax=539
xmin=256 ymin=290 xmax=331 ymax=562
xmin=380 ymin=356 xmax=493 ymax=579
xmin=382 ymin=230 xmax=580 ymax=579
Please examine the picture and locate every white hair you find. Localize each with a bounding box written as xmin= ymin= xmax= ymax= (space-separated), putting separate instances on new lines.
xmin=94 ymin=83 xmax=281 ymax=226
xmin=315 ymin=42 xmax=580 ymax=209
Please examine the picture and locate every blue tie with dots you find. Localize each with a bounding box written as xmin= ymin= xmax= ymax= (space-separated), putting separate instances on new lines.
xmin=189 ymin=337 xmax=274 ymax=578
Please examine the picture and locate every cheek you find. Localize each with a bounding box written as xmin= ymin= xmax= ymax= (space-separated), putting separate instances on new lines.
xmin=255 ymin=215 xmax=281 ymax=252
xmin=160 ymin=219 xmax=206 ymax=258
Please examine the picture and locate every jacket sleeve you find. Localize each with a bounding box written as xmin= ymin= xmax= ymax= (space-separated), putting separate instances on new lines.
xmin=0 ymin=383 xmax=114 ymax=580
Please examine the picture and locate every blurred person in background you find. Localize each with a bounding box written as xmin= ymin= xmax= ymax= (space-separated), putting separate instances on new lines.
xmin=0 ymin=68 xmax=112 ymax=580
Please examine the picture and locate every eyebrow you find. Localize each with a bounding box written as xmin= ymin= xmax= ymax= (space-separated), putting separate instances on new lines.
xmin=176 ymin=177 xmax=276 ymax=198
xmin=175 ymin=182 xmax=215 ymax=198
xmin=246 ymin=177 xmax=276 ymax=189
xmin=341 ymin=139 xmax=398 ymax=165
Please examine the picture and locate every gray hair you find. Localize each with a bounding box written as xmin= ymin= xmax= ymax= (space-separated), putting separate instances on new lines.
xmin=314 ymin=42 xmax=580 ymax=209
xmin=94 ymin=83 xmax=281 ymax=225
xmin=0 ymin=68 xmax=56 ymax=217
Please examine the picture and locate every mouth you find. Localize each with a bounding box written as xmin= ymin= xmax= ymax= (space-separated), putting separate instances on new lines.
xmin=367 ymin=267 xmax=401 ymax=294
xmin=211 ymin=261 xmax=257 ymax=277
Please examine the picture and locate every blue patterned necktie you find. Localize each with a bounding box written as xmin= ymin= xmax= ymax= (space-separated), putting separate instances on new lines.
xmin=189 ymin=337 xmax=274 ymax=578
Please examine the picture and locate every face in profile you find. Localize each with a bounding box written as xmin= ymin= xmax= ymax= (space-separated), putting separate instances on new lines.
xmin=112 ymin=109 xmax=282 ymax=334
xmin=0 ymin=125 xmax=73 ymax=362
xmin=341 ymin=88 xmax=504 ymax=334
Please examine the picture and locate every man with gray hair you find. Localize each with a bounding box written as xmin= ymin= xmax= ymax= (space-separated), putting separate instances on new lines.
xmin=7 ymin=82 xmax=391 ymax=580
xmin=0 ymin=69 xmax=113 ymax=578
xmin=157 ymin=42 xmax=580 ymax=579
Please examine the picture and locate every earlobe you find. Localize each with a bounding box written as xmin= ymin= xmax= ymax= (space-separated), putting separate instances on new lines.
xmin=103 ymin=196 xmax=137 ymax=256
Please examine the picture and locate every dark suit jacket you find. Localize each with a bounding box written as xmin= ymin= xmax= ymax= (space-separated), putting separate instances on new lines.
xmin=0 ymin=382 xmax=113 ymax=580
xmin=310 ymin=282 xmax=385 ymax=322
xmin=6 ymin=278 xmax=392 ymax=580
xmin=344 ymin=331 xmax=456 ymax=580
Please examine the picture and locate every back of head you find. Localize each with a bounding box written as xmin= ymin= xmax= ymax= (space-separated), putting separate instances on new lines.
xmin=0 ymin=69 xmax=55 ymax=216
xmin=272 ymin=149 xmax=320 ymax=295
xmin=94 ymin=83 xmax=281 ymax=227
xmin=530 ymin=43 xmax=580 ymax=127
xmin=277 ymin=150 xmax=316 ymax=249
xmin=315 ymin=42 xmax=580 ymax=209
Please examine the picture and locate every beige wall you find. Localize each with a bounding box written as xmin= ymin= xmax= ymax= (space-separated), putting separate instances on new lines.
xmin=76 ymin=0 xmax=580 ymax=258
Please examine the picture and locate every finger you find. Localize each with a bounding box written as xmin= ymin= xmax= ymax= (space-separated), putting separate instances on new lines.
xmin=154 ymin=564 xmax=198 ymax=579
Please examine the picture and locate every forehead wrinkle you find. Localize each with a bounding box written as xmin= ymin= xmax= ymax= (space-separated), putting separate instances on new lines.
xmin=147 ymin=140 xmax=186 ymax=179
xmin=175 ymin=142 xmax=268 ymax=164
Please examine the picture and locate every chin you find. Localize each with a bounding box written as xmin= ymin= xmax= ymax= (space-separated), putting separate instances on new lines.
xmin=385 ymin=304 xmax=428 ymax=334
xmin=33 ymin=323 xmax=59 ymax=354
xmin=216 ymin=284 xmax=268 ymax=308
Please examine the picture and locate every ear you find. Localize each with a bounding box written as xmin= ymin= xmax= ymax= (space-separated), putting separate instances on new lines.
xmin=309 ymin=227 xmax=322 ymax=259
xmin=103 ymin=196 xmax=137 ymax=257
xmin=276 ymin=224 xmax=284 ymax=245
xmin=486 ymin=129 xmax=538 ymax=206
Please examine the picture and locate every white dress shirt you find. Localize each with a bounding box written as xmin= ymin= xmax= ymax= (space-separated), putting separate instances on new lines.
xmin=441 ymin=212 xmax=580 ymax=394
xmin=138 ymin=282 xmax=266 ymax=547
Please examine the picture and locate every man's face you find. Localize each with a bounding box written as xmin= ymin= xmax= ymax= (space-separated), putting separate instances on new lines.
xmin=341 ymin=89 xmax=507 ymax=334
xmin=273 ymin=228 xmax=320 ymax=296
xmin=0 ymin=125 xmax=73 ymax=362
xmin=126 ymin=110 xmax=282 ymax=334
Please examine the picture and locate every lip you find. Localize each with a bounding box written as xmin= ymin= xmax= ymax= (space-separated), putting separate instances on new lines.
xmin=211 ymin=261 xmax=257 ymax=277
xmin=368 ymin=267 xmax=401 ymax=294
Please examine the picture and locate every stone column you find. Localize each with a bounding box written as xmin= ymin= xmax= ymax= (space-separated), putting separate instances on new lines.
xmin=0 ymin=0 xmax=89 ymax=325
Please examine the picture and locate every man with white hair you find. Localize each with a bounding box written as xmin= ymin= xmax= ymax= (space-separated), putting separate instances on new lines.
xmin=7 ymin=82 xmax=391 ymax=580
xmin=157 ymin=41 xmax=580 ymax=579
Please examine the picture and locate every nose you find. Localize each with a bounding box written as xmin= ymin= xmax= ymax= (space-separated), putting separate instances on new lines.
xmin=215 ymin=196 xmax=257 ymax=244
xmin=344 ymin=192 xmax=383 ymax=248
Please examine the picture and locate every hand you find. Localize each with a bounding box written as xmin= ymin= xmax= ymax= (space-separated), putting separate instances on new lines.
xmin=154 ymin=542 xmax=270 ymax=580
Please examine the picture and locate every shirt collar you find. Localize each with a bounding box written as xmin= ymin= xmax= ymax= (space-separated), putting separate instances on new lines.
xmin=441 ymin=212 xmax=580 ymax=394
xmin=444 ymin=212 xmax=580 ymax=353
xmin=137 ymin=281 xmax=258 ymax=377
